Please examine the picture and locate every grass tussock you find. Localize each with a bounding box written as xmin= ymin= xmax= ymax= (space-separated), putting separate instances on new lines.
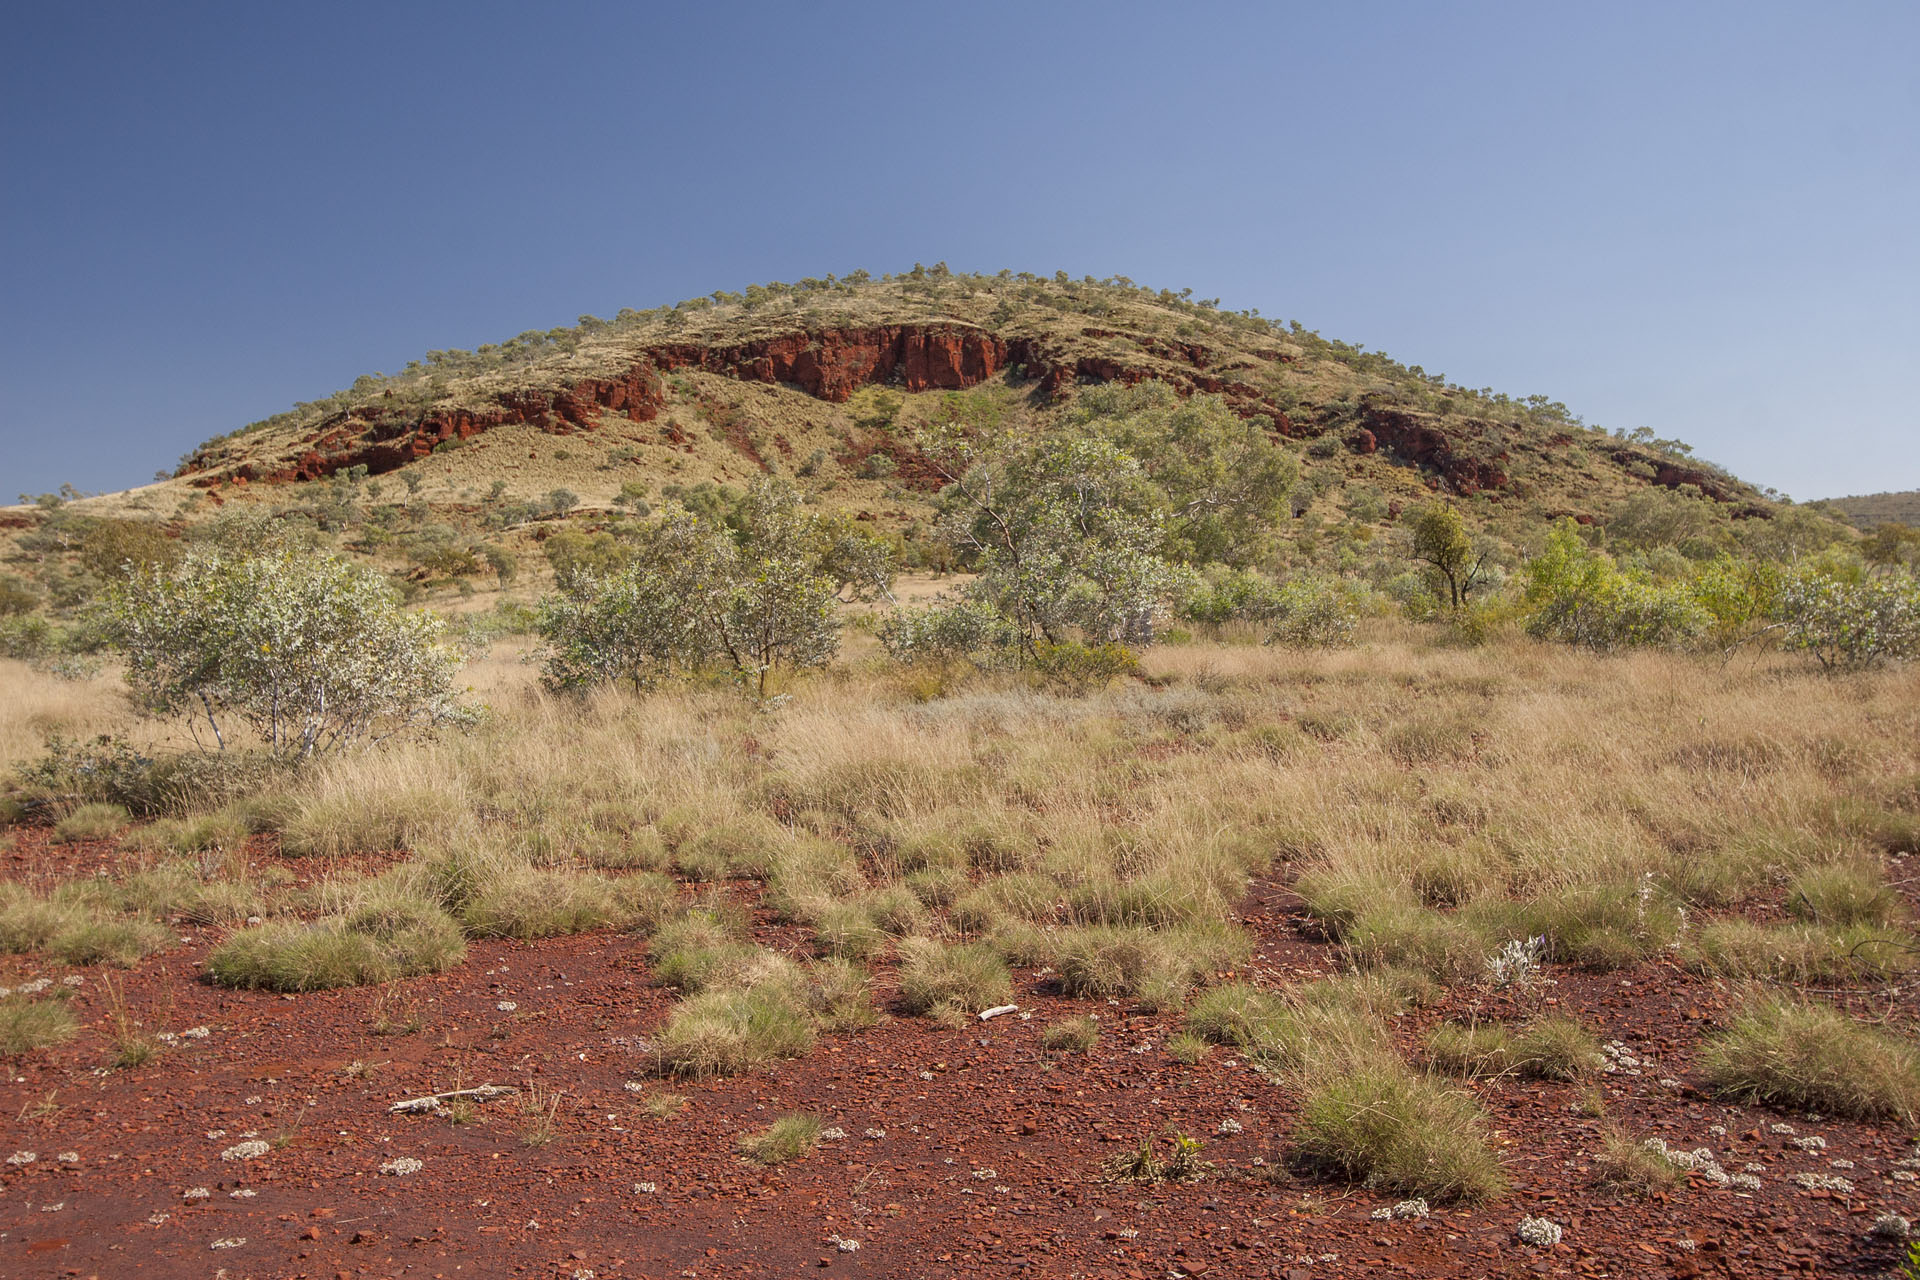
xmin=1701 ymin=994 xmax=1920 ymax=1125
xmin=205 ymin=893 xmax=466 ymax=991
xmin=1591 ymin=1127 xmax=1687 ymax=1198
xmin=897 ymin=939 xmax=1012 ymax=1016
xmin=652 ymin=984 xmax=816 ymax=1078
xmin=736 ymin=1112 xmax=822 ymax=1165
xmin=1292 ymin=1068 xmax=1507 ymax=1203
xmin=0 ymin=996 xmax=79 ymax=1055
xmin=52 ymin=802 xmax=131 ymax=843
xmin=1040 ymin=1015 xmax=1100 ymax=1052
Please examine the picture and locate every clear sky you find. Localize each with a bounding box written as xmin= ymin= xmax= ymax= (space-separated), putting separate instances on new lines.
xmin=3 ymin=2 xmax=1914 ymax=502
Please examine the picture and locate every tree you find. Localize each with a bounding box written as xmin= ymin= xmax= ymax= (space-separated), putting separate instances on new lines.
xmin=1409 ymin=503 xmax=1490 ymax=609
xmin=105 ymin=551 xmax=474 ymax=756
xmin=537 ymin=479 xmax=892 ymax=697
xmin=913 ymin=386 xmax=1290 ymax=651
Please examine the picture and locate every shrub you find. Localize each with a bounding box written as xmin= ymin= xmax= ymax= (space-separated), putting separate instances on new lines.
xmin=1780 ymin=569 xmax=1920 ymax=669
xmin=737 ymin=1112 xmax=822 ymax=1165
xmin=1701 ymin=995 xmax=1920 ymax=1124
xmin=52 ymin=802 xmax=130 ymax=843
xmin=105 ymin=550 xmax=474 ymax=757
xmin=1522 ymin=520 xmax=1708 ymax=651
xmin=897 ymin=939 xmax=1012 ymax=1016
xmin=653 ymin=984 xmax=815 ymax=1077
xmin=1264 ymin=575 xmax=1361 ymax=649
xmin=877 ymin=599 xmax=1023 ymax=667
xmin=1032 ymin=640 xmax=1139 ymax=693
xmin=1293 ymin=1068 xmax=1507 ymax=1202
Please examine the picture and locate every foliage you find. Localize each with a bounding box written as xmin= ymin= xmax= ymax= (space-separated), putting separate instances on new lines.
xmin=916 ymin=385 xmax=1291 ymax=649
xmin=1522 ymin=520 xmax=1710 ymax=651
xmin=104 ymin=551 xmax=473 ymax=756
xmin=876 ymin=598 xmax=1023 ymax=667
xmin=1779 ymin=567 xmax=1920 ymax=669
xmin=1408 ymin=503 xmax=1491 ymax=610
xmin=539 ymin=479 xmax=892 ymax=696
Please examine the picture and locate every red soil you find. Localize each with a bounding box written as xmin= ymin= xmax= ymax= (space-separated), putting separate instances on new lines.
xmin=2 ymin=829 xmax=1913 ymax=1279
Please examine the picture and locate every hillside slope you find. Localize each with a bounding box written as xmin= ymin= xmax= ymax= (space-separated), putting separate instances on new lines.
xmin=173 ymin=270 xmax=1760 ymax=531
xmin=1815 ymin=490 xmax=1920 ymax=529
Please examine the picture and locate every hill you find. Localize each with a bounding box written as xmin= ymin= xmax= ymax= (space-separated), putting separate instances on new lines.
xmin=1813 ymin=489 xmax=1920 ymax=529
xmin=169 ymin=269 xmax=1759 ymax=529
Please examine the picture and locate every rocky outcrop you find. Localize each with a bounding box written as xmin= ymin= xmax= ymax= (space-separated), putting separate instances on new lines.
xmin=1360 ymin=407 xmax=1510 ymax=495
xmin=184 ymin=321 xmax=1303 ymax=487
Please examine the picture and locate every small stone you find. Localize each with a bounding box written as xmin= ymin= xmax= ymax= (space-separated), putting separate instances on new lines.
xmin=1871 ymin=1213 xmax=1912 ymax=1241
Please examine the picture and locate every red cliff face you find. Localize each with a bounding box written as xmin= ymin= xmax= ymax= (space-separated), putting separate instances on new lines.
xmin=1361 ymin=407 xmax=1510 ymax=496
xmin=184 ymin=322 xmax=1301 ymax=487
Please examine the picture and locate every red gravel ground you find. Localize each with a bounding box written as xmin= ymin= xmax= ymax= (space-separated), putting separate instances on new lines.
xmin=2 ymin=828 xmax=1915 ymax=1280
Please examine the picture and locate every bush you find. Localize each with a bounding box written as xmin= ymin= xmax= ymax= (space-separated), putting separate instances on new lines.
xmin=0 ymin=996 xmax=78 ymax=1056
xmin=1264 ymin=575 xmax=1361 ymax=648
xmin=1292 ymin=1068 xmax=1507 ymax=1202
xmin=1780 ymin=569 xmax=1920 ymax=669
xmin=897 ymin=939 xmax=1012 ymax=1016
xmin=737 ymin=1112 xmax=823 ymax=1165
xmin=877 ymin=599 xmax=1023 ymax=668
xmin=1032 ymin=640 xmax=1139 ymax=693
xmin=1701 ymin=995 xmax=1920 ymax=1124
xmin=105 ymin=550 xmax=474 ymax=756
xmin=1522 ymin=520 xmax=1709 ymax=651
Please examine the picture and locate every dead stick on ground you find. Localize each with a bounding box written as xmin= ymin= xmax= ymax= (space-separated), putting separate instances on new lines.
xmin=388 ymin=1085 xmax=519 ymax=1114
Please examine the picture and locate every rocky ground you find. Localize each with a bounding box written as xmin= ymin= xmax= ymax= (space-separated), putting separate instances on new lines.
xmin=2 ymin=828 xmax=1915 ymax=1280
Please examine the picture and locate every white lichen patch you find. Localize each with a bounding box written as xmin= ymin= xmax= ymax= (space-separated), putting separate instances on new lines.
xmin=220 ymin=1140 xmax=270 ymax=1161
xmin=1791 ymin=1172 xmax=1854 ymax=1193
xmin=1789 ymin=1135 xmax=1827 ymax=1151
xmin=380 ymin=1157 xmax=424 ymax=1176
xmin=7 ymin=1151 xmax=36 ymax=1166
xmin=55 ymin=1152 xmax=78 ymax=1163
xmin=209 ymin=1237 xmax=246 ymax=1250
xmin=1517 ymin=1217 xmax=1563 ymax=1247
xmin=1217 ymin=1118 xmax=1244 ymax=1135
xmin=632 ymin=1182 xmax=657 ymax=1194
xmin=183 ymin=1187 xmax=211 ymax=1201
xmin=819 ymin=1127 xmax=847 ymax=1141
xmin=229 ymin=1189 xmax=256 ymax=1199
xmin=863 ymin=1128 xmax=887 ymax=1140
xmin=496 ymin=1001 xmax=517 ymax=1012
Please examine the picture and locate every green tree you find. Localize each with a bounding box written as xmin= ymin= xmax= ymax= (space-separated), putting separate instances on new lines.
xmin=105 ymin=551 xmax=474 ymax=756
xmin=1409 ymin=503 xmax=1490 ymax=609
xmin=538 ymin=480 xmax=892 ymax=697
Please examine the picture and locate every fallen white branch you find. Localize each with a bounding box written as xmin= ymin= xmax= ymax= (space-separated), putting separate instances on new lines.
xmin=978 ymin=1005 xmax=1019 ymax=1021
xmin=388 ymin=1084 xmax=519 ymax=1114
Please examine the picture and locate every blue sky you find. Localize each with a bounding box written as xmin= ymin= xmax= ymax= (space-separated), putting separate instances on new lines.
xmin=3 ymin=2 xmax=1914 ymax=501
